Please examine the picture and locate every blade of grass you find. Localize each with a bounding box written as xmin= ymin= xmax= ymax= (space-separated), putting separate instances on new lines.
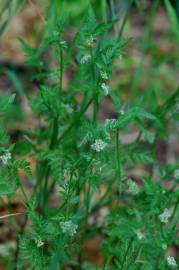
xmin=164 ymin=0 xmax=179 ymax=40
xmin=0 ymin=0 xmax=24 ymax=36
xmin=5 ymin=69 xmax=25 ymax=97
xmin=118 ymin=0 xmax=133 ymax=40
xmin=101 ymin=0 xmax=108 ymax=23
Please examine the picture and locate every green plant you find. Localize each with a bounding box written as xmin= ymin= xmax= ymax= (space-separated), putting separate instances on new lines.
xmin=0 ymin=2 xmax=178 ymax=270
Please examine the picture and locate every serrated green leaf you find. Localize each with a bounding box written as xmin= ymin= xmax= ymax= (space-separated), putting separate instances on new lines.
xmin=14 ymin=159 xmax=32 ymax=180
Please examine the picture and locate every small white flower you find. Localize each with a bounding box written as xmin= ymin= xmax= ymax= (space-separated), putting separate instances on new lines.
xmin=167 ymin=256 xmax=177 ymax=267
xmin=91 ymin=139 xmax=107 ymax=152
xmin=80 ymin=53 xmax=91 ymax=64
xmin=101 ymin=83 xmax=109 ymax=96
xmin=86 ymin=35 xmax=94 ymax=46
xmin=159 ymin=208 xmax=173 ymax=224
xmin=60 ymin=220 xmax=78 ymax=237
xmin=60 ymin=40 xmax=66 ymax=45
xmin=100 ymin=71 xmax=108 ymax=80
xmin=136 ymin=230 xmax=144 ymax=240
xmin=120 ymin=109 xmax=125 ymax=115
xmin=59 ymin=40 xmax=67 ymax=48
xmin=34 ymin=237 xmax=44 ymax=248
xmin=0 ymin=152 xmax=11 ymax=165
xmin=174 ymin=169 xmax=179 ymax=179
xmin=128 ymin=179 xmax=140 ymax=195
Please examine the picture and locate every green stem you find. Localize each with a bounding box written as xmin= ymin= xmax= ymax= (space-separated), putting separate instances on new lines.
xmin=110 ymin=0 xmax=115 ymax=18
xmin=41 ymin=45 xmax=63 ymax=210
xmin=109 ymin=0 xmax=118 ymax=39
xmin=48 ymin=93 xmax=98 ymax=197
xmin=171 ymin=197 xmax=179 ymax=222
xmin=115 ymin=129 xmax=121 ymax=191
xmin=101 ymin=0 xmax=107 ymax=23
xmin=93 ymin=95 xmax=98 ymax=123
xmin=50 ymin=116 xmax=59 ymax=149
xmin=109 ymin=0 xmax=118 ymax=38
xmin=85 ymin=183 xmax=91 ymax=218
xmin=177 ymin=1 xmax=179 ymax=19
xmin=84 ymin=153 xmax=95 ymax=216
xmin=90 ymin=46 xmax=98 ymax=124
xmin=76 ymin=154 xmax=95 ymax=266
xmin=76 ymin=153 xmax=95 ymax=205
xmin=19 ymin=180 xmax=32 ymax=210
xmin=103 ymin=256 xmax=112 ymax=270
xmin=64 ymin=171 xmax=75 ymax=220
xmin=37 ymin=46 xmax=64 ymax=212
xmin=42 ymin=116 xmax=59 ymax=211
xmin=58 ymin=92 xmax=97 ymax=143
xmin=59 ymin=46 xmax=63 ymax=97
xmin=118 ymin=0 xmax=133 ymax=40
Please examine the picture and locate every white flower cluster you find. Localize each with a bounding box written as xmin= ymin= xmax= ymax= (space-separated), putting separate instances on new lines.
xmin=80 ymin=53 xmax=91 ymax=64
xmin=0 ymin=152 xmax=11 ymax=165
xmin=34 ymin=236 xmax=44 ymax=248
xmin=101 ymin=83 xmax=109 ymax=96
xmin=128 ymin=179 xmax=140 ymax=195
xmin=120 ymin=109 xmax=125 ymax=115
xmin=59 ymin=40 xmax=67 ymax=49
xmin=174 ymin=169 xmax=179 ymax=179
xmin=159 ymin=208 xmax=173 ymax=224
xmin=167 ymin=256 xmax=177 ymax=267
xmin=100 ymin=71 xmax=108 ymax=80
xmin=59 ymin=40 xmax=67 ymax=46
xmin=60 ymin=220 xmax=78 ymax=237
xmin=86 ymin=35 xmax=94 ymax=46
xmin=91 ymin=139 xmax=107 ymax=152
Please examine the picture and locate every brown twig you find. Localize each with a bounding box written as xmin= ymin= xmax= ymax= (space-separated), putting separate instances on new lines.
xmin=0 ymin=212 xmax=24 ymax=219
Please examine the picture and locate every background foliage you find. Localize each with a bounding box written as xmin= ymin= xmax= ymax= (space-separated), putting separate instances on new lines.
xmin=0 ymin=0 xmax=178 ymax=269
